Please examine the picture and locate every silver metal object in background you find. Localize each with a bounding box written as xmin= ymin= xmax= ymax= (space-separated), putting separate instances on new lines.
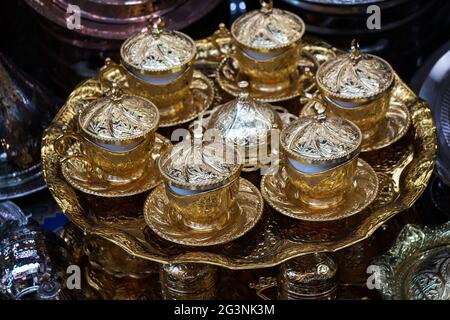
xmin=374 ymin=222 xmax=450 ymax=300
xmin=280 ymin=0 xmax=450 ymax=79
xmin=415 ymin=42 xmax=450 ymax=186
xmin=411 ymin=40 xmax=450 ymax=221
xmin=0 ymin=53 xmax=56 ymax=199
xmin=0 ymin=201 xmax=28 ymax=229
xmin=0 ymin=201 xmax=71 ymax=300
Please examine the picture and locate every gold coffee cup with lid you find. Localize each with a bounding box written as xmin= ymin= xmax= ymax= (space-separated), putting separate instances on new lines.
xmin=280 ymin=99 xmax=362 ymax=208
xmin=120 ymin=16 xmax=197 ymax=117
xmin=54 ymin=85 xmax=160 ymax=182
xmin=316 ymin=40 xmax=395 ymax=143
xmin=231 ymin=0 xmax=305 ymax=92
xmin=158 ymin=135 xmax=242 ymax=231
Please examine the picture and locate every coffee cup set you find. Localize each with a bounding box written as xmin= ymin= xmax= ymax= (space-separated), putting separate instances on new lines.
xmin=55 ymin=1 xmax=410 ymax=246
xmin=261 ymin=38 xmax=411 ymax=220
xmin=54 ymin=84 xmax=172 ymax=197
xmin=100 ymin=16 xmax=215 ymax=127
xmin=301 ymin=39 xmax=411 ymax=152
xmin=216 ymin=0 xmax=321 ymax=103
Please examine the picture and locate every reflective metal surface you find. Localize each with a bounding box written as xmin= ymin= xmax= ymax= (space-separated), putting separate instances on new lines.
xmin=100 ymin=60 xmax=215 ymax=127
xmin=261 ymin=159 xmax=379 ymax=221
xmin=415 ymin=42 xmax=450 ymax=185
xmin=0 ymin=53 xmax=56 ymax=199
xmin=277 ymin=253 xmax=338 ymax=299
xmin=41 ymin=32 xmax=436 ymax=270
xmin=0 ymin=218 xmax=71 ymax=300
xmin=231 ymin=0 xmax=305 ymax=52
xmin=144 ymin=178 xmax=264 ymax=246
xmin=317 ymin=40 xmax=394 ymax=102
xmin=160 ymin=263 xmax=218 ymax=300
xmin=374 ymin=222 xmax=450 ymax=300
xmin=59 ymin=133 xmax=171 ymax=197
xmin=207 ymin=81 xmax=283 ymax=170
xmin=25 ymin=0 xmax=222 ymax=40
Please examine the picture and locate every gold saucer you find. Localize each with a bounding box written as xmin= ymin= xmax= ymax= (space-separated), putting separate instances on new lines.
xmin=216 ymin=53 xmax=318 ymax=103
xmin=61 ymin=134 xmax=171 ymax=197
xmin=360 ymin=99 xmax=411 ymax=152
xmin=143 ymin=178 xmax=263 ymax=246
xmin=261 ymin=159 xmax=379 ymax=221
xmin=300 ymin=97 xmax=411 ymax=152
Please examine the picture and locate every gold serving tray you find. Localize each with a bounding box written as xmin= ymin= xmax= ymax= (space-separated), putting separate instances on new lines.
xmin=41 ymin=31 xmax=436 ymax=270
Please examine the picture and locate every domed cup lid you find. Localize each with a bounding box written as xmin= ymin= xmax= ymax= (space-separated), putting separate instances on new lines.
xmin=159 ymin=133 xmax=242 ymax=192
xmin=231 ymin=0 xmax=305 ymax=52
xmin=78 ymin=84 xmax=160 ymax=146
xmin=121 ymin=16 xmax=196 ymax=75
xmin=280 ymin=98 xmax=362 ymax=166
xmin=316 ymin=40 xmax=394 ymax=103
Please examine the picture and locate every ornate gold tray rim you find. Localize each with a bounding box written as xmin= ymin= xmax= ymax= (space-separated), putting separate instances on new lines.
xmin=42 ymin=34 xmax=437 ymax=270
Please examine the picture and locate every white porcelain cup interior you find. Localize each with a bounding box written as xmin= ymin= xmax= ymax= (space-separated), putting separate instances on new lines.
xmin=167 ymin=184 xmax=204 ymax=196
xmin=327 ymin=97 xmax=367 ymax=109
xmin=131 ymin=67 xmax=186 ymax=85
xmin=91 ymin=139 xmax=143 ymax=153
xmin=287 ymin=158 xmax=343 ymax=174
xmin=242 ymin=48 xmax=284 ymax=61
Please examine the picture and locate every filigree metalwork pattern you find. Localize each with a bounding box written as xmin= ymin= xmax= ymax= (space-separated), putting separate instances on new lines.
xmin=41 ymin=36 xmax=436 ymax=270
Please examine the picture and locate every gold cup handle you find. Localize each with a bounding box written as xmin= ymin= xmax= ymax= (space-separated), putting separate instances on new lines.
xmin=54 ymin=132 xmax=95 ymax=178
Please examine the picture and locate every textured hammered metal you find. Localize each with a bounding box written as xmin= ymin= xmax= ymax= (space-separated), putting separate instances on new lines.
xmin=261 ymin=159 xmax=378 ymax=221
xmin=41 ymin=36 xmax=436 ymax=270
xmin=316 ymin=42 xmax=394 ymax=102
xmin=231 ymin=2 xmax=305 ymax=51
xmin=374 ymin=222 xmax=450 ymax=300
xmin=143 ymin=178 xmax=263 ymax=246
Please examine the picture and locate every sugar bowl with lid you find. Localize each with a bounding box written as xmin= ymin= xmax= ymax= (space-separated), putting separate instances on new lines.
xmin=316 ymin=40 xmax=395 ymax=145
xmin=206 ymin=81 xmax=283 ymax=171
xmin=120 ymin=16 xmax=197 ymax=118
xmin=280 ymin=99 xmax=362 ymax=208
xmin=230 ymin=0 xmax=305 ymax=92
xmin=54 ymin=85 xmax=160 ymax=183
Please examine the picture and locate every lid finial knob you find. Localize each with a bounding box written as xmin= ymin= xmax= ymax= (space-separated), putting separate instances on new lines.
xmin=260 ymin=0 xmax=273 ymax=14
xmin=350 ymin=39 xmax=362 ymax=65
xmin=238 ymin=81 xmax=250 ymax=102
xmin=109 ymin=82 xmax=123 ymax=100
xmin=311 ymin=98 xmax=327 ymax=122
xmin=149 ymin=15 xmax=165 ymax=36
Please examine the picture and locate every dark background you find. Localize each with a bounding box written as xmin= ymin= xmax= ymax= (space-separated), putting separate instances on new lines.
xmin=1 ymin=0 xmax=450 ymax=101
